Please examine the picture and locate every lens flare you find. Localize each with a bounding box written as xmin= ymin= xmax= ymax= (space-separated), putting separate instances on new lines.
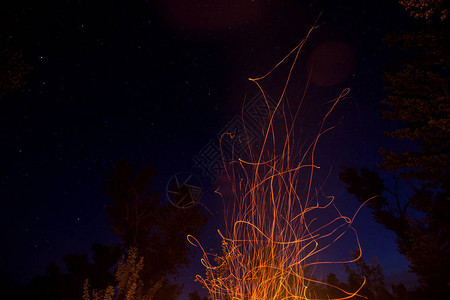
xmin=189 ymin=27 xmax=369 ymax=300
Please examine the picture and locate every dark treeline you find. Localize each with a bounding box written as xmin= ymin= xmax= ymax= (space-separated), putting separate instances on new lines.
xmin=2 ymin=160 xmax=208 ymax=300
xmin=339 ymin=1 xmax=449 ymax=299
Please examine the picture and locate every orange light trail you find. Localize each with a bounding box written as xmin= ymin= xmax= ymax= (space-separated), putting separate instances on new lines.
xmin=188 ymin=27 xmax=368 ymax=300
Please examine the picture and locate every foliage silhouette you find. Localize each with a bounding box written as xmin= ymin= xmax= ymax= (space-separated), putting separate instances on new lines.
xmin=104 ymin=160 xmax=208 ymax=299
xmin=23 ymin=244 xmax=121 ymax=300
xmin=340 ymin=1 xmax=449 ymax=298
xmin=304 ymin=252 xmax=397 ymax=300
xmin=22 ymin=160 xmax=208 ymax=299
xmin=188 ymin=290 xmax=208 ymax=300
xmin=82 ymin=247 xmax=163 ymax=300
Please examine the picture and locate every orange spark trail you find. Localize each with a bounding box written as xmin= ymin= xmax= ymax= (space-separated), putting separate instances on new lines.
xmin=188 ymin=27 xmax=367 ymax=300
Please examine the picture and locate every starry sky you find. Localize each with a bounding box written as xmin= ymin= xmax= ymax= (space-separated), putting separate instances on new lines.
xmin=1 ymin=0 xmax=419 ymax=296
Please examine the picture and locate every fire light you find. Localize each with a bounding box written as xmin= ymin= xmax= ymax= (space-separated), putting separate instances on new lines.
xmin=189 ymin=26 xmax=368 ymax=300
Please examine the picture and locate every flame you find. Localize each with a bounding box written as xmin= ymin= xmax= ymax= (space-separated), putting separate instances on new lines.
xmin=188 ymin=26 xmax=367 ymax=300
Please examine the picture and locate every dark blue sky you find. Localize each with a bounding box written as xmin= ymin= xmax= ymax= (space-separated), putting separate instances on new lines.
xmin=0 ymin=0 xmax=419 ymax=296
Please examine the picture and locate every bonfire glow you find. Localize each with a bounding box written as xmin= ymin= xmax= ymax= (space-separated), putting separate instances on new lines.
xmin=189 ymin=27 xmax=369 ymax=300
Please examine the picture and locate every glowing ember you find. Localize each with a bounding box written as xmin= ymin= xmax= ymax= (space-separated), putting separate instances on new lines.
xmin=189 ymin=27 xmax=369 ymax=300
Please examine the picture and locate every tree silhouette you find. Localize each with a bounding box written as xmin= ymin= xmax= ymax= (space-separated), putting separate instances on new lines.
xmin=313 ymin=252 xmax=408 ymax=300
xmin=340 ymin=1 xmax=449 ymax=298
xmin=399 ymin=0 xmax=449 ymax=21
xmin=0 ymin=12 xmax=32 ymax=100
xmin=82 ymin=248 xmax=163 ymax=300
xmin=105 ymin=160 xmax=208 ymax=299
xmin=0 ymin=49 xmax=32 ymax=99
xmin=343 ymin=251 xmax=391 ymax=300
xmin=188 ymin=290 xmax=208 ymax=300
xmin=24 ymin=244 xmax=121 ymax=300
xmin=306 ymin=253 xmax=394 ymax=300
xmin=22 ymin=160 xmax=208 ymax=299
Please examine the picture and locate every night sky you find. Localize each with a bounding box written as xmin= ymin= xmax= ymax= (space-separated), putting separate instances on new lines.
xmin=1 ymin=0 xmax=420 ymax=297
